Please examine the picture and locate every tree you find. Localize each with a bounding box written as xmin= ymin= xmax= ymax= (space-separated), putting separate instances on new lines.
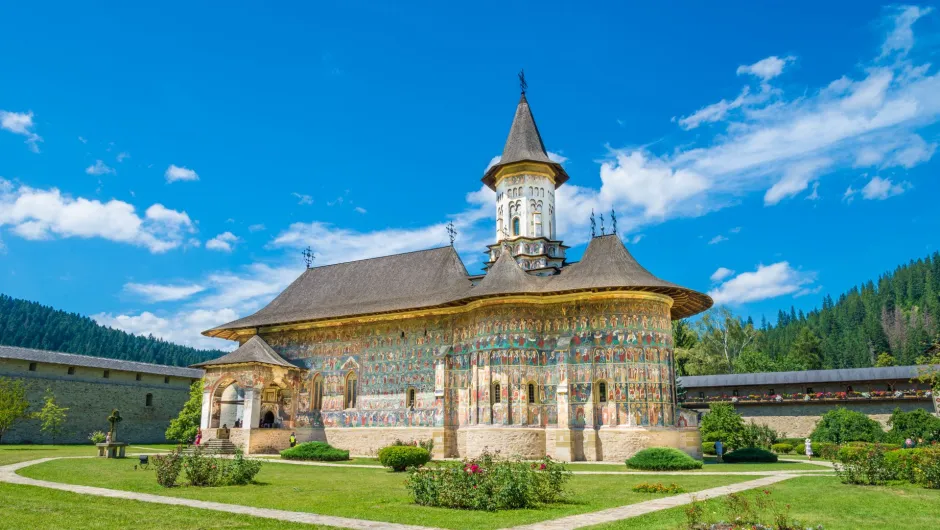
xmin=787 ymin=327 xmax=823 ymax=370
xmin=809 ymin=407 xmax=884 ymax=443
xmin=874 ymin=352 xmax=897 ymax=367
xmin=732 ymin=349 xmax=777 ymax=374
xmin=0 ymin=377 xmax=31 ymax=443
xmin=696 ymin=308 xmax=759 ymax=373
xmin=885 ymin=408 xmax=940 ymax=444
xmin=699 ymin=402 xmax=746 ymax=449
xmin=37 ymin=390 xmax=69 ymax=444
xmin=166 ymin=381 xmax=203 ymax=444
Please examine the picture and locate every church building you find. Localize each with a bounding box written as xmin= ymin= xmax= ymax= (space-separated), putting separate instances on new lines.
xmin=195 ymin=88 xmax=713 ymax=461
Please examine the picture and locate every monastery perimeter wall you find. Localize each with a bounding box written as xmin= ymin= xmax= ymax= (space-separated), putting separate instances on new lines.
xmin=715 ymin=401 xmax=932 ymax=438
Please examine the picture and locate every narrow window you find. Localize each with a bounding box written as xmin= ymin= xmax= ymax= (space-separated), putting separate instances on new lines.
xmin=493 ymin=383 xmax=501 ymax=404
xmin=145 ymin=393 xmax=153 ymax=406
xmin=164 ymin=376 xmax=170 ymax=384
xmin=769 ymin=389 xmax=775 ymax=396
xmin=407 ymin=388 xmax=416 ymax=408
xmin=28 ymin=362 xmax=37 ymax=371
xmin=806 ymin=387 xmax=813 ymax=394
xmin=598 ymin=381 xmax=608 ymax=403
xmin=311 ymin=375 xmax=323 ymax=411
xmin=344 ymin=372 xmax=358 ymax=409
xmin=512 ymin=217 xmax=520 ymax=236
xmin=67 ymin=367 xmax=75 ymax=375
xmin=527 ymin=383 xmax=536 ymax=404
xmin=103 ymin=370 xmax=110 ymax=379
xmin=846 ymin=385 xmax=853 ymax=393
xmin=136 ymin=373 xmax=142 ymax=381
xmin=698 ymin=392 xmax=705 ymax=399
xmin=732 ymin=389 xmax=739 ymax=397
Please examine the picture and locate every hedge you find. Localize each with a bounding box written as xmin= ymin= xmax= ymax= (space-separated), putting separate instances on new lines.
xmin=771 ymin=443 xmax=794 ymax=454
xmin=723 ymin=447 xmax=778 ymax=463
xmin=378 ymin=445 xmax=431 ymax=472
xmin=625 ymin=448 xmax=703 ymax=470
xmin=280 ymin=442 xmax=350 ymax=462
xmin=702 ymin=442 xmax=716 ymax=455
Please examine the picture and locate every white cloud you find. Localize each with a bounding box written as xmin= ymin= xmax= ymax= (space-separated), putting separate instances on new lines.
xmin=764 ymin=158 xmax=831 ymax=205
xmin=628 ymin=234 xmax=644 ymax=244
xmin=206 ymin=231 xmax=239 ymax=252
xmin=165 ymin=164 xmax=199 ymax=183
xmin=0 ymin=179 xmax=195 ymax=253
xmin=708 ymin=262 xmax=816 ymax=304
xmin=85 ymin=160 xmax=116 ymax=176
xmin=116 ymin=152 xmax=130 ymax=163
xmin=708 ymin=235 xmax=728 ymax=245
xmin=94 ymin=309 xmax=239 ymax=351
xmin=354 ymin=206 xmax=367 ymax=214
xmin=0 ymin=110 xmax=42 ymax=152
xmin=710 ymin=267 xmax=735 ymax=282
xmin=124 ymin=282 xmax=206 ymax=302
xmin=248 ymin=224 xmax=265 ymax=232
xmin=879 ymin=5 xmax=933 ymax=59
xmin=861 ymin=176 xmax=910 ymax=200
xmin=292 ymin=192 xmax=313 ymax=205
xmin=78 ymin=136 xmax=87 ymax=144
xmin=729 ymin=226 xmax=742 ymax=233
xmin=736 ymin=55 xmax=795 ymax=81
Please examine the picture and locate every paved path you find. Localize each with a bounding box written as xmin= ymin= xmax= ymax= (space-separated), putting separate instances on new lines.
xmin=1 ymin=457 xmax=811 ymax=530
xmin=0 ymin=458 xmax=438 ymax=530
xmin=507 ymin=474 xmax=798 ymax=530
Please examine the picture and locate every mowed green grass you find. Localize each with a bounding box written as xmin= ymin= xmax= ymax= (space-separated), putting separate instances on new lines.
xmin=563 ymin=459 xmax=827 ymax=473
xmin=592 ymin=476 xmax=940 ymax=530
xmin=0 ymin=444 xmax=175 ymax=466
xmin=0 ymin=482 xmax=333 ymax=530
xmin=18 ymin=457 xmax=753 ymax=530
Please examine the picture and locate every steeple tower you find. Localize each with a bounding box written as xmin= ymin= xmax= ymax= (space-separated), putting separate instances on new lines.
xmin=483 ymin=80 xmax=569 ymax=275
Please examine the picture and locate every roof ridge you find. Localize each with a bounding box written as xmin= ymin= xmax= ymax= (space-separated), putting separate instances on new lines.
xmin=305 ymin=245 xmax=458 ymax=270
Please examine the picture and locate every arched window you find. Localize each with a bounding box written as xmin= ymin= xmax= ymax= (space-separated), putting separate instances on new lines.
xmin=529 ymin=186 xmax=533 ymax=195
xmin=407 ymin=387 xmax=417 ymax=408
xmin=344 ymin=372 xmax=358 ymax=409
xmin=492 ymin=383 xmax=501 ymax=404
xmin=512 ymin=217 xmax=520 ymax=236
xmin=145 ymin=393 xmax=153 ymax=406
xmin=310 ymin=374 xmax=323 ymax=411
xmin=596 ymin=381 xmax=608 ymax=403
xmin=527 ymin=382 xmax=537 ymax=404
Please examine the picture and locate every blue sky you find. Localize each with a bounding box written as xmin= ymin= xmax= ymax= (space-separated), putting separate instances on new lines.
xmin=1 ymin=2 xmax=939 ymax=350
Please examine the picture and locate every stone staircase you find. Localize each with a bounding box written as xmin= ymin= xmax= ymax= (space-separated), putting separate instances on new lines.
xmin=190 ymin=439 xmax=237 ymax=455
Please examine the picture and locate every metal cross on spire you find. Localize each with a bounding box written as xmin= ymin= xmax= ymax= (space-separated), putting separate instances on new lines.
xmin=302 ymin=246 xmax=315 ymax=269
xmin=446 ymin=221 xmax=457 ymax=246
xmin=590 ymin=209 xmax=596 ymax=238
xmin=518 ymin=69 xmax=528 ymax=95
xmin=600 ymin=212 xmax=606 ymax=236
xmin=610 ymin=209 xmax=618 ymax=235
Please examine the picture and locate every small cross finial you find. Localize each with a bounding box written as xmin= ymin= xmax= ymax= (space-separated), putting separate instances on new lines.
xmin=518 ymin=69 xmax=528 ymax=95
xmin=611 ymin=209 xmax=618 ymax=235
xmin=446 ymin=221 xmax=457 ymax=246
xmin=590 ymin=209 xmax=596 ymax=238
xmin=600 ymin=213 xmax=606 ymax=236
xmin=302 ymin=246 xmax=315 ymax=269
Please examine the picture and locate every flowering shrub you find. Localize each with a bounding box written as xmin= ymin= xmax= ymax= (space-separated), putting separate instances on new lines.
xmin=378 ymin=445 xmax=431 ymax=472
xmin=632 ymin=482 xmax=683 ymax=494
xmin=153 ymin=446 xmax=262 ymax=488
xmin=684 ymin=489 xmax=821 ymax=530
xmin=405 ymin=450 xmax=570 ymax=510
xmin=681 ymin=388 xmax=929 ymax=405
xmin=152 ymin=447 xmax=183 ymax=487
xmin=834 ymin=443 xmax=891 ymax=485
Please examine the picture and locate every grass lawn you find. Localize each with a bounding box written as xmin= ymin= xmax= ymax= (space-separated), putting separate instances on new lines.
xmin=0 ymin=444 xmax=175 ymax=466
xmin=563 ymin=460 xmax=827 ymax=473
xmin=592 ymin=476 xmax=940 ymax=530
xmin=0 ymin=482 xmax=331 ymax=529
xmin=18 ymin=457 xmax=754 ymax=530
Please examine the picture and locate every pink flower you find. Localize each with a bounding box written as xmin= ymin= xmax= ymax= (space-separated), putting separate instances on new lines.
xmin=539 ymin=463 xmax=546 ymax=470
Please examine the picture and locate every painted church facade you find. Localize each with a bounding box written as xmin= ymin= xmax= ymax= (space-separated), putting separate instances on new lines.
xmin=195 ymin=90 xmax=712 ymax=461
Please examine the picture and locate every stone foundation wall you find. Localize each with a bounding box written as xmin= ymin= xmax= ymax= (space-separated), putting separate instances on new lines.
xmin=731 ymin=401 xmax=933 ymax=438
xmin=596 ymin=427 xmax=702 ymax=462
xmin=0 ymin=358 xmax=195 ymax=444
xmin=462 ymin=427 xmax=547 ymax=459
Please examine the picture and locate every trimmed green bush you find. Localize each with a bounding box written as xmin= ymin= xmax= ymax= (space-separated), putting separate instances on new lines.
xmin=723 ymin=447 xmax=778 ymax=463
xmin=378 ymin=445 xmax=431 ymax=471
xmin=771 ymin=443 xmax=793 ymax=454
xmin=625 ymin=447 xmax=702 ymax=470
xmin=701 ymin=442 xmax=716 ymax=455
xmin=810 ymin=407 xmax=885 ymax=444
xmin=885 ymin=408 xmax=940 ymax=445
xmin=280 ymin=441 xmax=349 ymax=461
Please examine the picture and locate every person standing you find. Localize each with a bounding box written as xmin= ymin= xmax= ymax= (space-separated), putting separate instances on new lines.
xmin=194 ymin=429 xmax=202 ymax=446
xmin=805 ymin=438 xmax=814 ymax=460
xmin=715 ymin=440 xmax=724 ymax=463
xmin=289 ymin=432 xmax=297 ymax=448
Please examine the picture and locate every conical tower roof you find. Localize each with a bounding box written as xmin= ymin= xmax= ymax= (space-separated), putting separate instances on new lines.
xmin=482 ymin=93 xmax=569 ymax=190
xmin=191 ymin=335 xmax=297 ymax=369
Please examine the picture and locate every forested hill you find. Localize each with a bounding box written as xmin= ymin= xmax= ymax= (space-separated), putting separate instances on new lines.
xmin=0 ymin=294 xmax=224 ymax=367
xmin=761 ymin=252 xmax=940 ymax=368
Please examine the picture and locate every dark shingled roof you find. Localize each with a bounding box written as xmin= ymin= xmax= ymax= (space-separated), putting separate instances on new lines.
xmin=543 ymin=235 xmax=712 ymax=318
xmin=204 ymin=236 xmax=711 ymax=340
xmin=678 ymin=365 xmax=936 ymax=389
xmin=470 ymin=250 xmax=548 ymax=298
xmin=205 ymin=246 xmax=472 ymax=337
xmin=0 ymin=344 xmax=204 ymax=378
xmin=191 ymin=335 xmax=296 ymax=369
xmin=482 ymin=94 xmax=569 ymax=190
